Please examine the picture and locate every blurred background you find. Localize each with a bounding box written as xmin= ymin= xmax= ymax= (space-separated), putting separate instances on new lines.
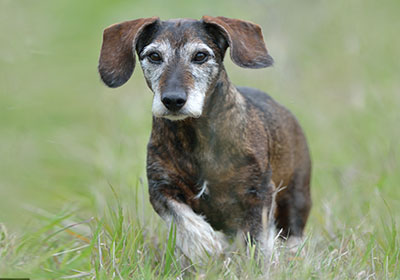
xmin=0 ymin=0 xmax=399 ymax=276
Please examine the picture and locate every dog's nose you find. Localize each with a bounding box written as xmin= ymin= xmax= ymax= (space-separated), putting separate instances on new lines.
xmin=161 ymin=91 xmax=187 ymax=112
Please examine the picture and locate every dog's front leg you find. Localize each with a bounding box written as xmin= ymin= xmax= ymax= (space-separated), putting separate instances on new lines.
xmin=149 ymin=181 xmax=226 ymax=261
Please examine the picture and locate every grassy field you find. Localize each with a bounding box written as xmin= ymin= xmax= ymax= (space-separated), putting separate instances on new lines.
xmin=1 ymin=0 xmax=399 ymax=278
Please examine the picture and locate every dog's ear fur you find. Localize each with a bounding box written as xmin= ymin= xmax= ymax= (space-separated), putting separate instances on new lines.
xmin=98 ymin=17 xmax=159 ymax=88
xmin=202 ymin=16 xmax=273 ymax=69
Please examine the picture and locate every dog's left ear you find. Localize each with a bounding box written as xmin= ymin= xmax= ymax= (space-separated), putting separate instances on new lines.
xmin=98 ymin=17 xmax=159 ymax=88
xmin=202 ymin=16 xmax=273 ymax=69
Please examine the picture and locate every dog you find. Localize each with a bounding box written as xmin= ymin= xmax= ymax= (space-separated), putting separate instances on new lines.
xmin=98 ymin=16 xmax=311 ymax=260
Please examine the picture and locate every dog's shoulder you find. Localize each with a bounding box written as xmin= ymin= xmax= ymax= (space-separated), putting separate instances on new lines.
xmin=236 ymin=86 xmax=301 ymax=133
xmin=236 ymin=86 xmax=280 ymax=114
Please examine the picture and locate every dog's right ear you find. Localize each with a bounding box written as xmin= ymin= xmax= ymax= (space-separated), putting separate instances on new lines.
xmin=98 ymin=17 xmax=159 ymax=88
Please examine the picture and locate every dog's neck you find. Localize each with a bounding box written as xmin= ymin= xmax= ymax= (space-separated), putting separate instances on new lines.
xmin=197 ymin=68 xmax=247 ymax=139
xmin=202 ymin=68 xmax=246 ymax=119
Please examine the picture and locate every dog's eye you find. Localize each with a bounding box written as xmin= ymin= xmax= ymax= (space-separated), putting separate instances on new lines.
xmin=148 ymin=52 xmax=162 ymax=63
xmin=192 ymin=52 xmax=208 ymax=64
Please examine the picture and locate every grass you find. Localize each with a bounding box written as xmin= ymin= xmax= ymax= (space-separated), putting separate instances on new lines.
xmin=0 ymin=0 xmax=399 ymax=278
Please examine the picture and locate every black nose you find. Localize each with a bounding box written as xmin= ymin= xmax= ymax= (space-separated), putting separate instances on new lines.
xmin=161 ymin=91 xmax=187 ymax=112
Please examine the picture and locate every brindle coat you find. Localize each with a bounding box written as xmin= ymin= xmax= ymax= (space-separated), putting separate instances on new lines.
xmin=99 ymin=16 xmax=311 ymax=259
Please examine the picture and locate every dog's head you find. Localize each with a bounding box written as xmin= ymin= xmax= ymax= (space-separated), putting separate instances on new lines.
xmin=98 ymin=16 xmax=273 ymax=121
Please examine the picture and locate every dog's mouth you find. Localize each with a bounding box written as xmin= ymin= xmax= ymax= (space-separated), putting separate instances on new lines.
xmin=162 ymin=113 xmax=189 ymax=121
xmin=155 ymin=110 xmax=202 ymax=121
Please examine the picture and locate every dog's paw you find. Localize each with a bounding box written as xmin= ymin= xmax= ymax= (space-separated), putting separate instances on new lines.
xmin=286 ymin=236 xmax=305 ymax=256
xmin=167 ymin=201 xmax=227 ymax=261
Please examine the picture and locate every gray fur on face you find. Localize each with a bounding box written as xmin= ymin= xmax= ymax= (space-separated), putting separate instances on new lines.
xmin=140 ymin=40 xmax=218 ymax=120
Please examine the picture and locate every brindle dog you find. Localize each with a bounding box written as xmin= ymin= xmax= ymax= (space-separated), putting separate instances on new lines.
xmin=98 ymin=16 xmax=311 ymax=260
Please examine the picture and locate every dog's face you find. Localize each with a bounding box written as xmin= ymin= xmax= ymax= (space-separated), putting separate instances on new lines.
xmin=137 ymin=20 xmax=225 ymax=120
xmin=98 ymin=16 xmax=273 ymax=121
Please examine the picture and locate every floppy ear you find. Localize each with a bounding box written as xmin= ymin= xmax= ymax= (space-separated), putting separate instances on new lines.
xmin=201 ymin=16 xmax=273 ymax=69
xmin=98 ymin=17 xmax=159 ymax=88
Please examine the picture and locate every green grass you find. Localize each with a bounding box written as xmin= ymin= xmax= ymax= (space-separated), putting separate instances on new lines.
xmin=0 ymin=0 xmax=399 ymax=278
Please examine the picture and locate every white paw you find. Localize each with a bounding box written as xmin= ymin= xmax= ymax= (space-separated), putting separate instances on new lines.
xmin=165 ymin=201 xmax=227 ymax=261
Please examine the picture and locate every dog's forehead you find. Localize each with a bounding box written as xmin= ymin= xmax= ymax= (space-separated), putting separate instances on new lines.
xmin=164 ymin=18 xmax=198 ymax=25
xmin=153 ymin=19 xmax=209 ymax=46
